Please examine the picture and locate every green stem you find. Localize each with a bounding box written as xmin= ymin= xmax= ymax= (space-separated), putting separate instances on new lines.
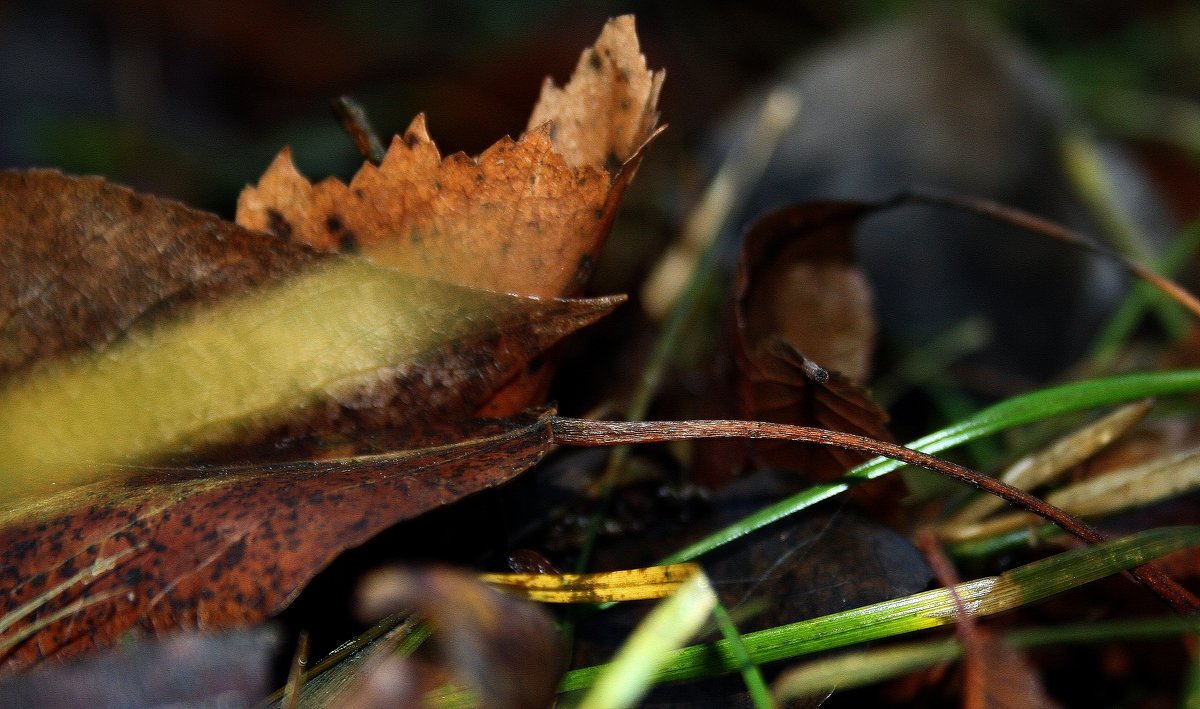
xmin=658 ymin=370 xmax=1200 ymax=565
xmin=711 ymin=601 xmax=776 ymax=709
xmin=1089 ymin=218 xmax=1200 ymax=368
xmin=559 ymin=527 xmax=1200 ymax=692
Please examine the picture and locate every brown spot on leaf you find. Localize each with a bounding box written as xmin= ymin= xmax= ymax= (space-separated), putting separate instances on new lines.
xmin=266 ymin=209 xmax=292 ymax=241
xmin=604 ymin=151 xmax=623 ymax=177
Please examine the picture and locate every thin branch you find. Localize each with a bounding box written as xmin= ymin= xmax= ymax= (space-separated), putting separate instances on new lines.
xmin=331 ymin=96 xmax=387 ymax=165
xmin=549 ymin=417 xmax=1200 ymax=614
xmin=896 ymin=188 xmax=1200 ymax=322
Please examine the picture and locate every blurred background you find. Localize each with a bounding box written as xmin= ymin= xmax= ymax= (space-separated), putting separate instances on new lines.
xmin=4 ymin=0 xmax=1200 ymax=218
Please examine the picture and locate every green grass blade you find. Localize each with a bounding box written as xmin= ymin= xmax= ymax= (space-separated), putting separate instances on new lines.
xmin=774 ymin=638 xmax=962 ymax=699
xmin=774 ymin=616 xmax=1200 ymax=700
xmin=562 ymin=526 xmax=1200 ymax=692
xmin=1090 ymin=218 xmax=1200 ymax=367
xmin=573 ymin=571 xmax=718 ymax=709
xmin=711 ymin=601 xmax=775 ymax=709
xmin=661 ymin=370 xmax=1200 ymax=564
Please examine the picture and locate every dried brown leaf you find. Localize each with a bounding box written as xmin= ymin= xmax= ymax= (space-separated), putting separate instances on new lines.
xmin=235 ymin=15 xmax=662 ymax=300
xmin=732 ymin=203 xmax=894 ymax=484
xmin=0 ymin=170 xmax=314 ymax=375
xmin=968 ymin=633 xmax=1060 ymax=709
xmin=0 ymin=413 xmax=552 ymax=670
xmin=525 ymin=14 xmax=663 ymax=172
xmin=0 ymin=171 xmax=620 ymax=485
xmin=234 ymin=16 xmax=661 ymax=417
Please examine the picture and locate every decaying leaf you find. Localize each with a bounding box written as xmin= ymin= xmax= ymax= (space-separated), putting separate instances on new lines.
xmin=732 ymin=203 xmax=894 ymax=483
xmin=349 ymin=565 xmax=562 ymax=709
xmin=0 ymin=170 xmax=314 ymax=374
xmin=236 ymin=15 xmax=663 ymax=300
xmin=0 ymin=413 xmax=552 ymax=670
xmin=0 ymin=253 xmax=615 ymax=491
xmin=738 ymin=204 xmax=878 ymax=383
xmin=0 ymin=15 xmax=664 ymax=675
xmin=235 ymin=15 xmax=662 ymax=417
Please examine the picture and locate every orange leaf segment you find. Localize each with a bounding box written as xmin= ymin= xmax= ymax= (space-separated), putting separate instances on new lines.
xmin=236 ymin=15 xmax=664 ymax=300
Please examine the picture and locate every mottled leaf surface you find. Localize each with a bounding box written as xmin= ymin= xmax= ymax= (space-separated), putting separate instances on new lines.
xmin=0 ymin=413 xmax=552 ymax=670
xmin=235 ymin=15 xmax=662 ymax=417
xmin=0 ymin=169 xmax=314 ymax=374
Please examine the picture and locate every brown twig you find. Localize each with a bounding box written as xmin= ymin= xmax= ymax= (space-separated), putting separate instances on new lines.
xmin=916 ymin=529 xmax=985 ymax=708
xmin=896 ymin=188 xmax=1200 ymax=322
xmin=549 ymin=417 xmax=1200 ymax=614
xmin=331 ymin=95 xmax=387 ymax=165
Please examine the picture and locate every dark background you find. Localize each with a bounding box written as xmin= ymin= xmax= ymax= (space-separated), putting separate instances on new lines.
xmin=4 ymin=0 xmax=1200 ymax=220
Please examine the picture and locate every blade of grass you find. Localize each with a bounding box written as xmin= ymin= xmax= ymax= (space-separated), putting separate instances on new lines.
xmin=558 ymin=526 xmax=1200 ymax=693
xmin=572 ymin=571 xmax=718 ymax=709
xmin=652 ymin=370 xmax=1200 ymax=565
xmin=947 ymin=525 xmax=1058 ymax=559
xmin=773 ymin=616 xmax=1200 ymax=700
xmin=260 ymin=614 xmax=425 ymax=708
xmin=946 ymin=447 xmax=1200 ymax=543
xmin=711 ymin=601 xmax=776 ymax=709
xmin=479 ymin=563 xmax=700 ymax=603
xmin=552 ymin=417 xmax=1199 ymax=611
xmin=944 ymin=399 xmax=1153 ymax=529
xmin=1089 ymin=217 xmax=1200 ymax=368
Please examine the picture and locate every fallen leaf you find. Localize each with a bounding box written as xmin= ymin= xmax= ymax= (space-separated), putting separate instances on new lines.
xmin=0 ymin=173 xmax=618 ymax=489
xmin=0 ymin=170 xmax=314 ymax=374
xmin=236 ymin=15 xmax=663 ymax=300
xmin=0 ymin=412 xmax=552 ymax=670
xmin=691 ymin=203 xmax=891 ymax=491
xmin=737 ymin=204 xmax=878 ymax=383
xmin=0 ymin=627 xmax=280 ymax=709
xmin=0 ymin=14 xmax=659 ymax=678
xmin=731 ymin=204 xmax=896 ymax=489
xmin=235 ymin=15 xmax=663 ymax=416
xmin=350 ymin=565 xmax=562 ymax=709
xmin=524 ymin=15 xmax=663 ymax=177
